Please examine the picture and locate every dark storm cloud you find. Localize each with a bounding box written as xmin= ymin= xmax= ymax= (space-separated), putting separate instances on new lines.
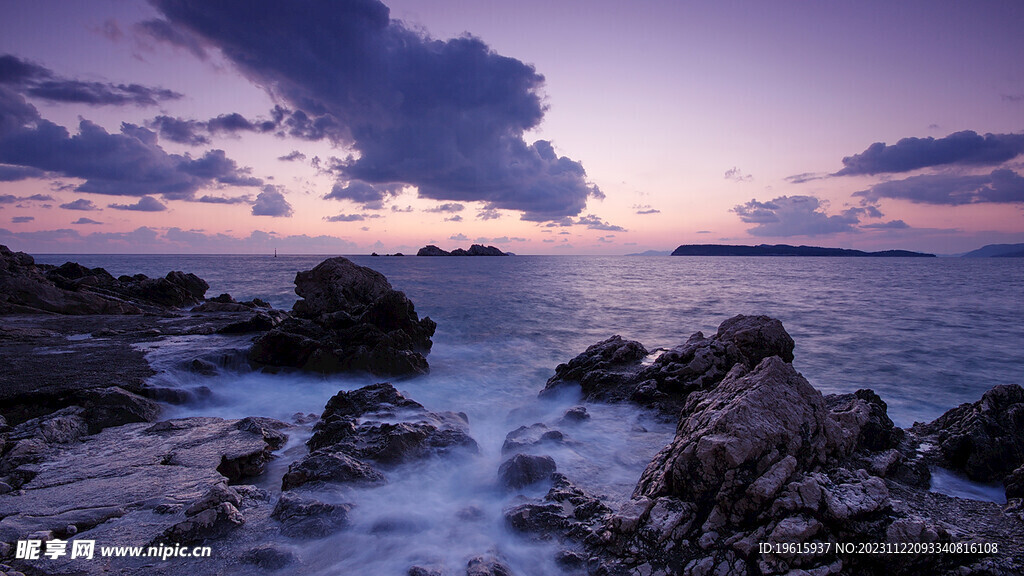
xmin=154 ymin=0 xmax=600 ymax=221
xmin=0 ymin=89 xmax=262 ymax=200
xmin=109 ymin=196 xmax=167 ymax=211
xmin=0 ymin=164 xmax=44 ymax=181
xmin=424 ymin=203 xmax=464 ymax=213
xmin=732 ymin=195 xmax=859 ymax=237
xmin=148 ymin=115 xmax=209 ymax=145
xmin=0 ymin=54 xmax=181 ymax=107
xmin=251 ymin=186 xmax=293 ymax=217
xmin=59 ymin=199 xmax=99 ymax=211
xmin=854 ymin=169 xmax=1024 ymax=205
xmin=835 ymin=131 xmax=1024 ymax=176
xmin=135 ymin=19 xmax=209 ymax=60
xmin=11 ymin=216 xmax=34 ymax=223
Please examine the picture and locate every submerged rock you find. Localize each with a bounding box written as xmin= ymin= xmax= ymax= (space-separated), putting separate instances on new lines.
xmin=249 ymin=257 xmax=436 ymax=376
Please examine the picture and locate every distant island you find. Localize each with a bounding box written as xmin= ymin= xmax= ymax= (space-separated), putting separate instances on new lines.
xmin=961 ymin=243 xmax=1024 ymax=258
xmin=671 ymin=244 xmax=936 ymax=257
xmin=417 ymin=244 xmax=509 ymax=256
xmin=626 ymin=250 xmax=673 ymax=256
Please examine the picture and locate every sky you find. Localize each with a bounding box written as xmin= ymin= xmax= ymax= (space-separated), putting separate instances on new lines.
xmin=0 ymin=0 xmax=1022 ymax=255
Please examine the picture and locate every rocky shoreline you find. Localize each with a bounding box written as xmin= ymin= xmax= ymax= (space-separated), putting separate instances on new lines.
xmin=1 ymin=246 xmax=1022 ymax=575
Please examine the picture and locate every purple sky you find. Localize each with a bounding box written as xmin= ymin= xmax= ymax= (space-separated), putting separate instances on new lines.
xmin=1 ymin=0 xmax=1022 ymax=254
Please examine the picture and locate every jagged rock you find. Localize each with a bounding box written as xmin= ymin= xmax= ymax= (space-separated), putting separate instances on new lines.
xmin=559 ymin=406 xmax=591 ymax=424
xmin=540 ymin=315 xmax=796 ymax=414
xmin=76 ymin=386 xmax=161 ymax=433
xmin=162 ymin=501 xmax=244 ymax=543
xmin=0 ymin=416 xmax=285 ymax=544
xmin=184 ymin=482 xmax=242 ymax=516
xmin=466 ymin=555 xmax=514 ymax=576
xmin=272 ymin=492 xmax=351 ymax=538
xmin=826 ymin=389 xmax=902 ymax=452
xmin=306 ymin=383 xmax=478 ymax=463
xmin=634 ymin=357 xmax=843 ymax=505
xmin=502 ymin=423 xmax=565 ymax=454
xmin=912 ymin=384 xmax=1024 ymax=484
xmin=281 ymin=451 xmax=385 ymax=490
xmin=1 ymin=245 xmax=212 ymax=314
xmin=241 ymin=544 xmax=297 ymax=569
xmin=498 ymin=454 xmax=556 ymax=490
xmin=416 ymin=245 xmax=451 ymax=256
xmin=249 ymin=257 xmax=436 ymax=376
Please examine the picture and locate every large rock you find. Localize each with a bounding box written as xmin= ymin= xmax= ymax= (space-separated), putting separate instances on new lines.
xmin=912 ymin=384 xmax=1024 ymax=485
xmin=1 ymin=245 xmax=211 ymax=314
xmin=498 ymin=454 xmax=557 ymax=490
xmin=0 ymin=416 xmax=286 ymax=544
xmin=249 ymin=257 xmax=436 ymax=376
xmin=541 ymin=315 xmax=796 ymax=414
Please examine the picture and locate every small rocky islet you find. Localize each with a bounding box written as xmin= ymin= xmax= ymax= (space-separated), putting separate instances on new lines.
xmin=0 ymin=244 xmax=1022 ymax=575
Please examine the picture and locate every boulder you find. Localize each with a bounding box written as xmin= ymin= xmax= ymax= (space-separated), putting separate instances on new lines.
xmin=466 ymin=555 xmax=514 ymax=576
xmin=271 ymin=492 xmax=351 ymax=538
xmin=540 ymin=315 xmax=796 ymax=414
xmin=249 ymin=257 xmax=436 ymax=376
xmin=498 ymin=454 xmax=557 ymax=490
xmin=281 ymin=451 xmax=385 ymax=490
xmin=912 ymin=384 xmax=1024 ymax=484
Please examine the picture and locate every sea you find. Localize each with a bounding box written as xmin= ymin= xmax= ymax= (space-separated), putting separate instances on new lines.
xmin=31 ymin=254 xmax=1024 ymax=574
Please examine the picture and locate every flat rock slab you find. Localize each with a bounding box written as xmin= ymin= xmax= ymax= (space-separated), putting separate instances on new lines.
xmin=0 ymin=416 xmax=283 ymax=543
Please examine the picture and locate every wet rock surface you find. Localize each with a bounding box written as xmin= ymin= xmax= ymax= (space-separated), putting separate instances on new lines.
xmin=517 ymin=317 xmax=1024 ymax=575
xmin=249 ymin=257 xmax=436 ymax=376
xmin=540 ymin=315 xmax=795 ymax=415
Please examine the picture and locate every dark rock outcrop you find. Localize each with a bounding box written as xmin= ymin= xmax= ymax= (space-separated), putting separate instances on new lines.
xmin=912 ymin=384 xmax=1024 ymax=488
xmin=541 ymin=315 xmax=794 ymax=414
xmin=305 ymin=383 xmax=478 ymax=462
xmin=249 ymin=257 xmax=436 ymax=376
xmin=272 ymin=492 xmax=351 ymax=538
xmin=1 ymin=244 xmax=211 ymax=314
xmin=498 ymin=454 xmax=557 ymax=490
xmin=416 ymin=244 xmax=509 ymax=256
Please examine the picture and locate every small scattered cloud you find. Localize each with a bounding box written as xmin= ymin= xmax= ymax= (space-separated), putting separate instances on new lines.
xmin=278 ymin=150 xmax=306 ymax=162
xmin=696 ymin=230 xmax=712 ymax=234
xmin=836 ymin=130 xmax=1024 ymax=176
xmin=11 ymin=215 xmax=33 ymax=223
xmin=724 ymin=166 xmax=752 ymax=182
xmin=477 ymin=208 xmax=502 ymax=220
xmin=1002 ymin=94 xmax=1024 ymax=103
xmin=445 ymin=215 xmax=462 ymax=222
xmin=251 ymin=186 xmax=293 ymax=217
xmin=72 ymin=217 xmax=102 ymax=225
xmin=854 ymin=168 xmax=1024 ymax=205
xmin=59 ymin=198 xmax=100 ymax=211
xmin=390 ymin=205 xmax=414 ymax=213
xmin=633 ymin=204 xmax=660 ymax=215
xmin=0 ymin=54 xmax=182 ymax=107
xmin=1 ymin=193 xmax=53 ymax=204
xmin=108 ymin=196 xmax=167 ymax=211
xmin=425 ymin=203 xmax=464 ymax=213
xmin=576 ymin=214 xmax=626 ymax=231
xmin=324 ymin=213 xmax=366 ymax=222
xmin=449 ymin=233 xmax=470 ymax=242
xmin=860 ymin=220 xmax=910 ymax=230
xmin=732 ymin=195 xmax=859 ymax=237
xmin=785 ymin=172 xmax=827 ymax=184
xmin=196 ymin=194 xmax=251 ymax=205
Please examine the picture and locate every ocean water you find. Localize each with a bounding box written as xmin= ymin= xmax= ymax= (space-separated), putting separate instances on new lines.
xmin=32 ymin=254 xmax=1024 ymax=573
